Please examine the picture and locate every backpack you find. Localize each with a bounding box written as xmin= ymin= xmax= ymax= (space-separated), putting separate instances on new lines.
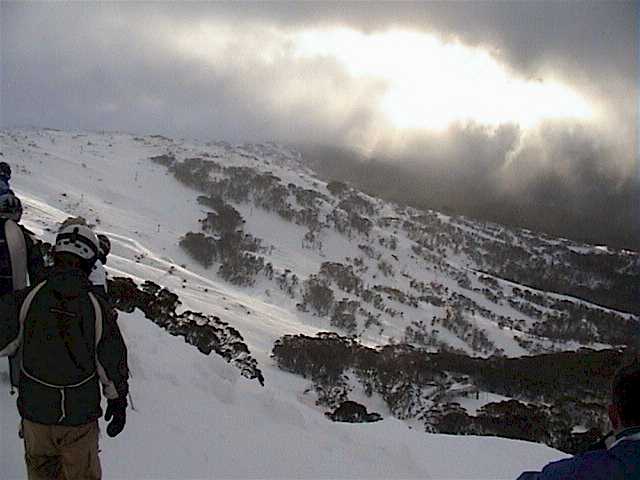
xmin=10 ymin=279 xmax=104 ymax=391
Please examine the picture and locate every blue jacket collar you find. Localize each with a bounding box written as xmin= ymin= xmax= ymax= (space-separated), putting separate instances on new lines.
xmin=609 ymin=426 xmax=640 ymax=449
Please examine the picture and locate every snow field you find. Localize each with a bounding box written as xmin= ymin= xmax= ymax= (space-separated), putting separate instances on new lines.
xmin=0 ymin=128 xmax=571 ymax=478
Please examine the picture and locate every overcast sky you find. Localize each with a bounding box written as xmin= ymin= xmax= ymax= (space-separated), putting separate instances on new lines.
xmin=1 ymin=1 xmax=638 ymax=244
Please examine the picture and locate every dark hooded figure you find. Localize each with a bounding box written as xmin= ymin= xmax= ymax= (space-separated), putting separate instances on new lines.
xmin=0 ymin=223 xmax=129 ymax=480
xmin=0 ymin=161 xmax=13 ymax=196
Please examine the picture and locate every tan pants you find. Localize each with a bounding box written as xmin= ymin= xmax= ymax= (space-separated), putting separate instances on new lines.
xmin=22 ymin=419 xmax=102 ymax=480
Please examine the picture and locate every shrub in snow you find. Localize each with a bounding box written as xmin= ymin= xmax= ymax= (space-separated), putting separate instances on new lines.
xmin=108 ymin=277 xmax=264 ymax=386
xmin=319 ymin=262 xmax=363 ymax=295
xmin=198 ymin=195 xmax=244 ymax=233
xmin=301 ymin=276 xmax=335 ymax=317
xmin=293 ymin=187 xmax=329 ymax=208
xmin=330 ymin=299 xmax=359 ymax=334
xmin=377 ymin=259 xmax=394 ymax=278
xmin=337 ymin=194 xmax=375 ymax=217
xmin=218 ymin=252 xmax=264 ymax=287
xmin=326 ymin=180 xmax=350 ymax=197
xmin=272 ymin=332 xmax=629 ymax=453
xmin=180 ymin=232 xmax=216 ymax=268
xmin=325 ymin=401 xmax=382 ymax=423
xmin=149 ymin=153 xmax=176 ymax=167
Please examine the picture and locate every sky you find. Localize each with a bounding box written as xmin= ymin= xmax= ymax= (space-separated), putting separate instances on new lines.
xmin=1 ymin=1 xmax=639 ymax=246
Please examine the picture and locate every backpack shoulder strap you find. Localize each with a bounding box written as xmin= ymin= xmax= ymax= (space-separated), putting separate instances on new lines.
xmin=89 ymin=292 xmax=103 ymax=345
xmin=0 ymin=281 xmax=47 ymax=358
xmin=19 ymin=281 xmax=47 ymax=325
xmin=89 ymin=292 xmax=118 ymax=399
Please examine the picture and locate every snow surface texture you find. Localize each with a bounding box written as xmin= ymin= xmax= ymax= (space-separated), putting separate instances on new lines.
xmin=1 ymin=128 xmax=569 ymax=479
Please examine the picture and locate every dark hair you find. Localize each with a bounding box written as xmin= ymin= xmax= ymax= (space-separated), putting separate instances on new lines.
xmin=612 ymin=358 xmax=640 ymax=426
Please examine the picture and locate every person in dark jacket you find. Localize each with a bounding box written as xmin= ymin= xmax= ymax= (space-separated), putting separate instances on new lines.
xmin=517 ymin=359 xmax=640 ymax=480
xmin=0 ymin=161 xmax=14 ymax=196
xmin=0 ymin=191 xmax=46 ymax=389
xmin=0 ymin=191 xmax=45 ymax=293
xmin=0 ymin=223 xmax=129 ymax=480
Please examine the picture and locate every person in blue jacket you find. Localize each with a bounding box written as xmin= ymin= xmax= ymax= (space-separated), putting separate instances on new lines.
xmin=517 ymin=359 xmax=640 ymax=479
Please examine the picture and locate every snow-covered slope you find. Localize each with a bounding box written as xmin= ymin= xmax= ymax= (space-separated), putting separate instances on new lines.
xmin=2 ymin=128 xmax=636 ymax=359
xmin=0 ymin=127 xmax=622 ymax=478
xmin=2 ymin=308 xmax=563 ymax=479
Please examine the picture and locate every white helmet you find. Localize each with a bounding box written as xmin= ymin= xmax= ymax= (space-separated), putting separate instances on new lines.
xmin=54 ymin=224 xmax=99 ymax=265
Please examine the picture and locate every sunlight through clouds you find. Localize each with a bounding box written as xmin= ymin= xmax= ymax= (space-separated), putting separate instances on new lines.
xmin=169 ymin=22 xmax=597 ymax=134
xmin=292 ymin=28 xmax=596 ymax=131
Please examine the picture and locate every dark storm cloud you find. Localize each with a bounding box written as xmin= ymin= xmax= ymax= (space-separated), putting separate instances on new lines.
xmin=2 ymin=2 xmax=636 ymax=133
xmin=304 ymin=121 xmax=639 ymax=249
xmin=141 ymin=1 xmax=638 ymax=105
xmin=1 ymin=1 xmax=638 ymax=247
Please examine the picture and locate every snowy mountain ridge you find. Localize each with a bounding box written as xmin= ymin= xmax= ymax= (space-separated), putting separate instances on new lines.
xmin=1 ymin=127 xmax=635 ymax=478
xmin=137 ymin=129 xmax=637 ymax=357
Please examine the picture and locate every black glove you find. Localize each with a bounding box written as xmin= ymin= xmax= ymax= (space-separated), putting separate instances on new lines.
xmin=104 ymin=397 xmax=127 ymax=437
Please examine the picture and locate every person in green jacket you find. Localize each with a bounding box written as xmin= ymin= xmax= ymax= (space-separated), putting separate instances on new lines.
xmin=0 ymin=223 xmax=129 ymax=480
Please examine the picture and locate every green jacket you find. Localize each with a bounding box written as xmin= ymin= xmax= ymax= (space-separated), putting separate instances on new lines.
xmin=0 ymin=266 xmax=129 ymax=426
